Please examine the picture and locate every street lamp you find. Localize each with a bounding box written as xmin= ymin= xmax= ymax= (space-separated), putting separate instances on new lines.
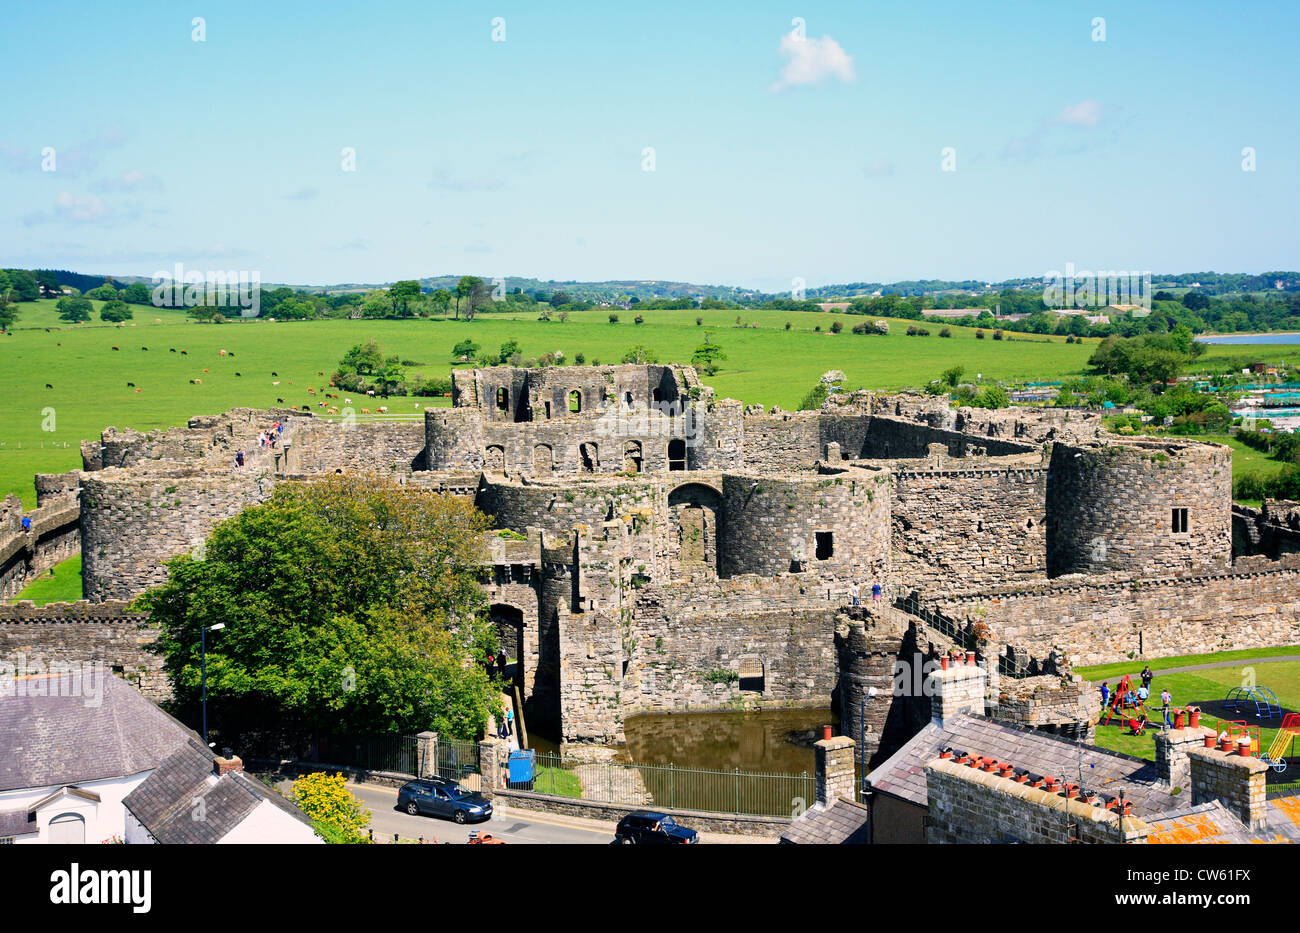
xmin=201 ymin=623 xmax=226 ymax=747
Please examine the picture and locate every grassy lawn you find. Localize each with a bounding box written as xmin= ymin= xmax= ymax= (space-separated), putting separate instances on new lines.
xmin=1077 ymin=646 xmax=1300 ymax=682
xmin=1083 ymin=658 xmax=1300 ymax=790
xmin=11 ymin=554 xmax=82 ymax=604
xmin=0 ymin=300 xmax=1097 ymax=505
xmin=531 ymin=764 xmax=583 ymax=798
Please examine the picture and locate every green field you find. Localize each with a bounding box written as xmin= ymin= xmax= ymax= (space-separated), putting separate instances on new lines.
xmin=1081 ymin=657 xmax=1300 ymax=789
xmin=10 ymin=554 xmax=82 ymax=605
xmin=0 ymin=300 xmax=1097 ymax=505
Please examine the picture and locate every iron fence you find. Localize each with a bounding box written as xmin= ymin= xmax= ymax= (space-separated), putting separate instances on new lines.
xmin=309 ymin=734 xmax=419 ymax=774
xmin=512 ymin=751 xmax=813 ymax=818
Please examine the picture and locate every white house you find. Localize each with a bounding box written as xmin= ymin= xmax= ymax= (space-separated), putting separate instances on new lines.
xmin=0 ymin=672 xmax=318 ymax=844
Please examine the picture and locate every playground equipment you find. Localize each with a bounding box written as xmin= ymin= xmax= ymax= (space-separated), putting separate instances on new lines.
xmin=1261 ymin=713 xmax=1300 ymax=773
xmin=1223 ymin=721 xmax=1261 ymax=757
xmin=1101 ymin=674 xmax=1149 ymax=730
xmin=1224 ymin=685 xmax=1281 ymax=719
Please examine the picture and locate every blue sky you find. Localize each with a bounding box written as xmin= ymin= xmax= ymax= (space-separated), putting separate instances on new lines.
xmin=1 ymin=0 xmax=1297 ymax=290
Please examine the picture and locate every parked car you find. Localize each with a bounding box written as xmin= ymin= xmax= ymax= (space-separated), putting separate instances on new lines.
xmin=614 ymin=811 xmax=699 ymax=844
xmin=397 ymin=779 xmax=493 ymax=824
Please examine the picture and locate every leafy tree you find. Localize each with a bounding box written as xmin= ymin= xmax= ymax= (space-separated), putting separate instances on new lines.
xmin=390 ymin=280 xmax=422 ymax=317
xmin=452 ymin=338 xmax=480 ymax=361
xmin=56 ymin=296 xmax=93 ymax=322
xmin=86 ymin=282 xmax=120 ymax=301
xmin=621 ymin=345 xmax=658 ymax=364
xmin=4 ymin=270 xmax=40 ymax=302
xmin=134 ymin=476 xmax=501 ymax=743
xmin=431 ymin=289 xmax=452 ymax=319
xmin=941 ymin=365 xmax=965 ymax=388
xmin=798 ymin=382 xmax=829 ymax=411
xmin=0 ymin=294 xmax=17 ymax=331
xmin=608 ymin=313 xmax=619 ymax=324
xmin=100 ymin=299 xmax=133 ymax=322
xmin=292 ymin=772 xmax=371 ymax=843
xmin=690 ymin=333 xmax=727 ymax=375
xmin=498 ymin=339 xmax=521 ymax=364
xmin=122 ymin=282 xmax=153 ymax=305
xmin=339 ymin=340 xmax=384 ymax=375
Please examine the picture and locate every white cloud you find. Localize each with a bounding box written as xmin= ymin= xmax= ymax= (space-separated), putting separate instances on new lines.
xmin=863 ymin=158 xmax=894 ymax=178
xmin=770 ymin=33 xmax=856 ymax=92
xmin=1054 ymin=99 xmax=1104 ymax=128
xmin=93 ymin=169 xmax=164 ymax=192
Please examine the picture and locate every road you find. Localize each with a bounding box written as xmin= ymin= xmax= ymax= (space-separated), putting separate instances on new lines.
xmin=346 ymin=781 xmax=611 ymax=845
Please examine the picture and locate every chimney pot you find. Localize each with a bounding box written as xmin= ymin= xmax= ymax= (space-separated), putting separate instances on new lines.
xmin=822 ymin=724 xmax=832 ymax=741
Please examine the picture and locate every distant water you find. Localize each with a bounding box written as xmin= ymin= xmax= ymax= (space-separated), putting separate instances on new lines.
xmin=1196 ymin=333 xmax=1300 ymax=345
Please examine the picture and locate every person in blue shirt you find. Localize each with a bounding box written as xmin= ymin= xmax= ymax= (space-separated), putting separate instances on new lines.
xmin=871 ymin=582 xmax=882 ymax=603
xmin=1100 ymin=682 xmax=1110 ymax=709
xmin=21 ymin=516 xmax=32 ymax=532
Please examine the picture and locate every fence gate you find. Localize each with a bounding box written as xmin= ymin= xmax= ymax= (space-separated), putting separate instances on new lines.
xmin=435 ymin=739 xmax=481 ymax=783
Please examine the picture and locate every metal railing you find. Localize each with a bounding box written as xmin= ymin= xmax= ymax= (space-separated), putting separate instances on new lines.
xmin=511 ymin=751 xmax=813 ymax=818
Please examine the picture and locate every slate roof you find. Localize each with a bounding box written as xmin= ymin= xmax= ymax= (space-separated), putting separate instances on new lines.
xmin=123 ymin=738 xmax=312 ymax=844
xmin=779 ymin=798 xmax=871 ymax=845
xmin=0 ymin=673 xmax=195 ymax=792
xmin=0 ymin=808 xmax=38 ymax=838
xmin=866 ymin=712 xmax=1179 ymax=815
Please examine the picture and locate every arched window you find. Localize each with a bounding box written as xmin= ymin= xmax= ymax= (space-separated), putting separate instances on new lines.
xmin=496 ymin=387 xmax=509 ymax=412
xmin=533 ymin=444 xmax=553 ymax=473
xmin=48 ymin=813 xmax=85 ymax=845
xmin=568 ymin=390 xmax=582 ymax=413
xmin=579 ymin=442 xmax=598 ymax=473
xmin=623 ymin=441 xmax=642 ymax=473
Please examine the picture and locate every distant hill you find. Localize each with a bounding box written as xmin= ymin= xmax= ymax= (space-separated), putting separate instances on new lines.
xmin=36 ymin=268 xmax=1300 ymax=303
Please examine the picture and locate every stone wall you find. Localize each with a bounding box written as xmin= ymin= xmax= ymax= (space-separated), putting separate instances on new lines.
xmin=0 ymin=600 xmax=166 ymax=699
xmin=0 ymin=492 xmax=81 ymax=600
xmin=1047 ymin=438 xmax=1232 ymax=577
xmin=892 ymin=466 xmax=1048 ymax=591
xmin=926 ymin=557 xmax=1300 ymax=668
xmin=717 ymin=469 xmax=891 ymax=582
xmin=925 ymin=757 xmax=1149 ymax=843
xmin=81 ymin=468 xmax=276 ymax=601
xmin=289 ymin=419 xmax=427 ymax=473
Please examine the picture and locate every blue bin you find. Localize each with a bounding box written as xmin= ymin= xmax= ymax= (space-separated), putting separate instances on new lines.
xmin=507 ymin=749 xmax=536 ymax=788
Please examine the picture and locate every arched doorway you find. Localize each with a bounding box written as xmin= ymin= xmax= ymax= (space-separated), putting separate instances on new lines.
xmin=668 ymin=483 xmax=720 ymax=576
xmin=489 ymin=604 xmax=525 ymax=689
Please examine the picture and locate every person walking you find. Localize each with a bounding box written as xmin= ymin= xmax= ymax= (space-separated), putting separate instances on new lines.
xmin=235 ymin=449 xmax=245 ymax=468
xmin=850 ymin=582 xmax=861 ymax=607
xmin=1160 ymin=688 xmax=1172 ymax=727
xmin=1140 ymin=665 xmax=1153 ymax=690
xmin=504 ymin=707 xmax=514 ymax=738
xmin=871 ymin=581 xmax=882 ymax=603
xmin=1100 ymin=681 xmax=1110 ymax=710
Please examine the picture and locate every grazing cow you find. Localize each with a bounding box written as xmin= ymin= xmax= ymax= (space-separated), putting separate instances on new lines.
xmin=235 ymin=372 xmax=241 ymax=377
xmin=112 ymin=346 xmax=119 ymax=351
xmin=202 ymin=368 xmax=209 ymax=373
xmin=141 ymin=346 xmax=148 ymax=351
xmin=272 ymin=381 xmax=280 ymax=386
xmin=170 ymin=348 xmax=177 ymax=352
xmin=366 ymin=389 xmax=375 ymax=396
xmin=271 ymin=371 xmax=278 ymax=376
xmin=219 ymin=349 xmax=227 ymax=356
xmin=127 ymin=382 xmax=135 ymax=387
xmin=45 ymin=384 xmax=52 ymax=389
xmin=317 ymin=371 xmax=324 ymax=376
xmin=377 ymin=406 xmax=388 ymax=413
xmin=135 ymin=388 xmax=142 ymax=393
xmin=361 ymin=408 xmax=370 ymax=414
xmin=277 ymin=397 xmax=285 ymax=403
xmin=181 ymin=350 xmax=188 ymax=355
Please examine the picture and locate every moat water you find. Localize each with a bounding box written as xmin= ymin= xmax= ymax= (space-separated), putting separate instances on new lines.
xmin=530 ymin=707 xmax=838 ymax=774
